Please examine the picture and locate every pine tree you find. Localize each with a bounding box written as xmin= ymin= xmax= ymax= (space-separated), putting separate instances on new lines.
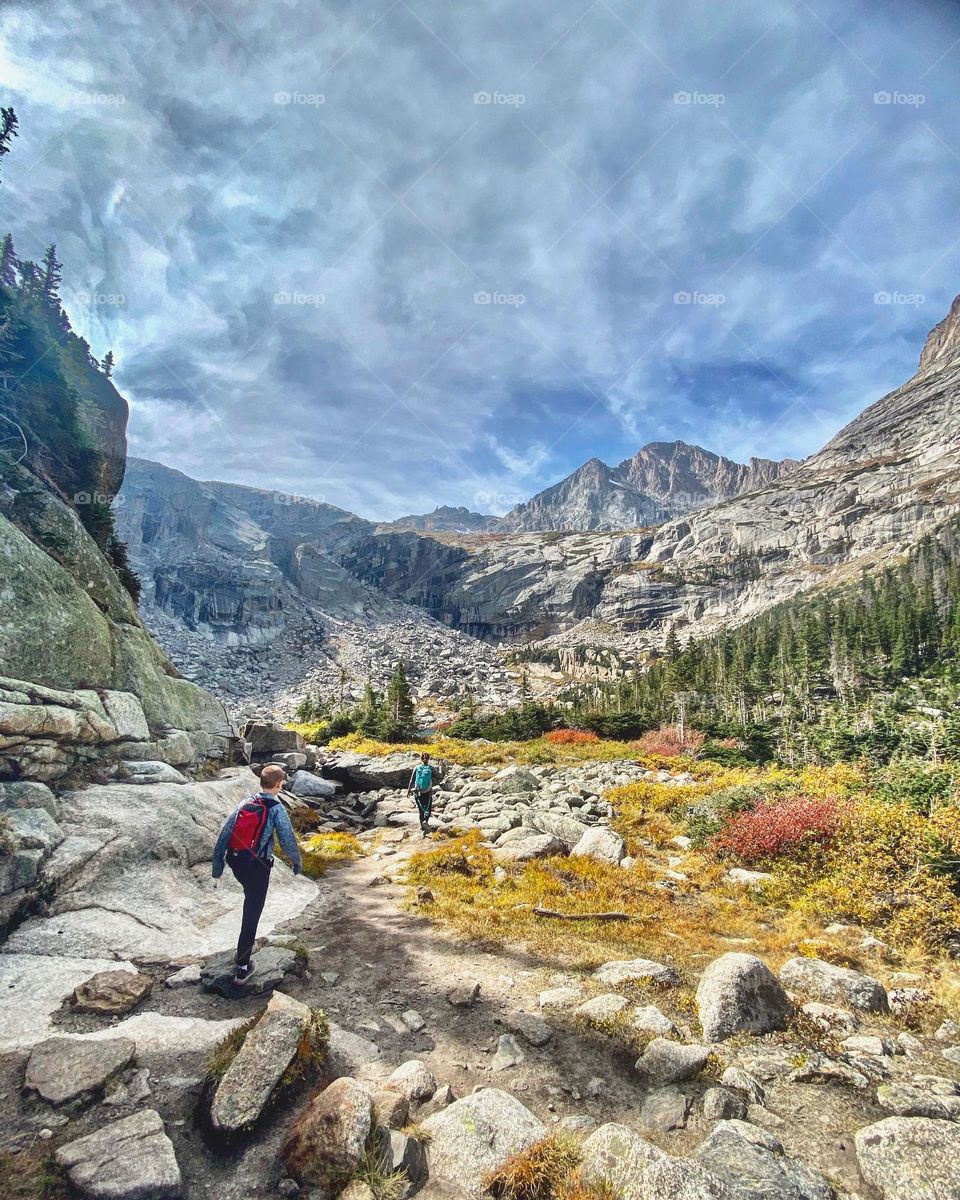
xmin=0 ymin=233 xmax=17 ymax=287
xmin=0 ymin=107 xmax=18 ymax=182
xmin=386 ymin=660 xmax=414 ymax=731
xmin=40 ymin=244 xmax=62 ymax=308
xmin=100 ymin=350 xmax=115 ymax=378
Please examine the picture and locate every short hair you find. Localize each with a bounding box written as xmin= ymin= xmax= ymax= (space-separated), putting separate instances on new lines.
xmin=259 ymin=764 xmax=285 ymax=790
xmin=421 ymin=752 xmax=430 ymax=760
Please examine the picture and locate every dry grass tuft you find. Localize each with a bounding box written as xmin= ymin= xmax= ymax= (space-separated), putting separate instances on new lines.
xmin=486 ymin=1135 xmax=583 ymax=1200
xmin=299 ymin=832 xmax=363 ymax=878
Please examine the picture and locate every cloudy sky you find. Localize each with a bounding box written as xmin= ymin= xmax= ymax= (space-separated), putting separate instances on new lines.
xmin=2 ymin=0 xmax=959 ymax=518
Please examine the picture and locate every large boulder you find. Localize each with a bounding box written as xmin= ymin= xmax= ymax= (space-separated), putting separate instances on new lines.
xmin=525 ymin=810 xmax=591 ymax=851
xmin=779 ymin=958 xmax=889 ymax=1013
xmin=696 ymin=953 xmax=792 ymax=1042
xmin=323 ymin=751 xmax=418 ymax=791
xmin=288 ymin=770 xmax=338 ymax=799
xmin=25 ymin=1036 xmax=136 ymax=1107
xmin=570 ymin=826 xmax=627 ymax=864
xmin=242 ymin=722 xmax=305 ymax=757
xmin=421 ymin=1088 xmax=547 ymax=1198
xmin=695 ymin=1119 xmax=834 ymax=1200
xmin=211 ymin=991 xmax=314 ymax=1134
xmin=855 ymin=1116 xmax=960 ymax=1199
xmin=492 ymin=831 xmax=564 ymax=862
xmin=55 ymin=1109 xmax=182 ymax=1199
xmin=580 ymin=1123 xmax=731 ymax=1199
xmin=283 ymin=1076 xmax=373 ymax=1190
xmin=491 ymin=765 xmax=541 ymax=794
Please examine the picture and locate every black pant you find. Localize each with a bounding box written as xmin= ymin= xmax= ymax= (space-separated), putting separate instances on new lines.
xmin=228 ymin=850 xmax=272 ymax=967
xmin=414 ymin=788 xmax=433 ymax=825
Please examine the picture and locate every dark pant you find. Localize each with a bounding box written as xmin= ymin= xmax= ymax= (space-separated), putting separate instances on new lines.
xmin=228 ymin=850 xmax=272 ymax=967
xmin=414 ymin=788 xmax=433 ymax=825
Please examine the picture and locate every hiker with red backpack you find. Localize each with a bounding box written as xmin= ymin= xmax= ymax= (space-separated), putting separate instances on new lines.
xmin=212 ymin=763 xmax=302 ymax=986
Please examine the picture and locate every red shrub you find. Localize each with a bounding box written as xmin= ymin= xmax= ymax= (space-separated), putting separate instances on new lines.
xmin=636 ymin=725 xmax=706 ymax=758
xmin=712 ymin=795 xmax=843 ymax=864
xmin=544 ymin=728 xmax=600 ymax=745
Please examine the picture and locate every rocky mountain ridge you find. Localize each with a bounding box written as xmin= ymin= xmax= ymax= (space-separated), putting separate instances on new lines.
xmin=497 ymin=441 xmax=798 ymax=533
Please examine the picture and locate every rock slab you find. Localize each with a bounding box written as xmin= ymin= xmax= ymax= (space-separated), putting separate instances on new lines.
xmin=25 ymin=1036 xmax=136 ymax=1107
xmin=55 ymin=1109 xmax=182 ymax=1199
xmin=855 ymin=1116 xmax=960 ymax=1200
xmin=211 ymin=991 xmax=312 ymax=1134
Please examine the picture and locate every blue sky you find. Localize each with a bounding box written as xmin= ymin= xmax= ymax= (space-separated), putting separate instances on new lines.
xmin=2 ymin=0 xmax=959 ymax=519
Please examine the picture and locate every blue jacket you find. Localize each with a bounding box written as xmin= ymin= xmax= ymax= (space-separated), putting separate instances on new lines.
xmin=212 ymin=792 xmax=302 ymax=878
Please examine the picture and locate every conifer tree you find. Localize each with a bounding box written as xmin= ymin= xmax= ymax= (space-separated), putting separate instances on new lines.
xmin=0 ymin=233 xmax=17 ymax=287
xmin=386 ymin=660 xmax=414 ymax=731
xmin=0 ymin=107 xmax=18 ymax=182
xmin=40 ymin=244 xmax=62 ymax=308
xmin=100 ymin=350 xmax=115 ymax=378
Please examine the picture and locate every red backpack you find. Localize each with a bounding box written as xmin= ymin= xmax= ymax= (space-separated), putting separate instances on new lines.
xmin=227 ymin=797 xmax=270 ymax=855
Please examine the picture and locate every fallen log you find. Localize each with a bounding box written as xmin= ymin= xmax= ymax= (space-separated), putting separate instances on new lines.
xmin=533 ymin=905 xmax=633 ymax=922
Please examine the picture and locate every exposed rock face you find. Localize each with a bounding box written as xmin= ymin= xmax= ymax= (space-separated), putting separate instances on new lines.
xmin=918 ymin=293 xmax=960 ymax=375
xmin=498 ymin=442 xmax=797 ymax=533
xmin=0 ymin=441 xmax=233 ymax=783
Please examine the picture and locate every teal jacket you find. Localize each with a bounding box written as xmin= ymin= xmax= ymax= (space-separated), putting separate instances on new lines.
xmin=212 ymin=793 xmax=302 ymax=878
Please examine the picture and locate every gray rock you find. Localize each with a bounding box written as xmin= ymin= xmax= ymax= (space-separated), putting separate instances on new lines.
xmin=56 ymin=1109 xmax=182 ymax=1199
xmin=288 ymin=771 xmax=338 ymax=799
xmin=877 ymin=1082 xmax=960 ymax=1121
xmin=211 ymin=991 xmax=312 ymax=1134
xmin=595 ymin=958 xmax=680 ymax=987
xmin=369 ymin=1089 xmax=409 ymax=1130
xmin=641 ymin=1086 xmax=692 ymax=1132
xmin=0 ymin=780 xmax=59 ymax=818
xmin=525 ymin=810 xmax=591 ymax=851
xmin=25 ymin=1036 xmax=136 ymax=1107
xmin=800 ymin=1002 xmax=857 ymax=1035
xmin=387 ymin=1060 xmax=437 ymax=1103
xmin=635 ymin=1038 xmax=712 ymax=1086
xmin=326 ymin=1024 xmax=381 ymax=1076
xmin=492 ymin=832 xmax=564 ymax=862
xmin=696 ymin=953 xmax=791 ymax=1042
xmin=401 ymin=1009 xmax=426 ymax=1033
xmin=200 ymin=945 xmax=299 ymax=997
xmin=421 ymin=1088 xmax=546 ymax=1198
xmin=4 ymin=805 xmax=63 ymax=852
xmin=119 ymin=761 xmax=189 ymax=785
xmin=577 ymin=994 xmax=629 ymax=1021
xmin=580 ymin=1122 xmax=731 ymax=1199
xmin=779 ymin=958 xmax=888 ymax=1013
xmin=447 ymin=982 xmax=480 ymax=1008
xmin=570 ymin=826 xmax=627 ymax=864
xmin=165 ymin=963 xmax=201 ymax=989
xmin=491 ymin=1033 xmax=525 ymax=1071
xmin=695 ymin=1119 xmax=834 ymax=1200
xmin=702 ymin=1087 xmax=748 ymax=1122
xmin=719 ymin=1068 xmax=765 ymax=1105
xmin=539 ymin=985 xmax=582 ymax=1010
xmin=856 ymin=1116 xmax=960 ymax=1199
xmin=384 ymin=1130 xmax=429 ymax=1185
xmin=283 ymin=1076 xmax=372 ymax=1190
xmin=633 ymin=1004 xmax=681 ymax=1038
xmin=503 ymin=1011 xmax=553 ymax=1047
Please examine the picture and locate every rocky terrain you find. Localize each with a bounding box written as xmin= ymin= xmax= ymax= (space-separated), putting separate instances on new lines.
xmin=3 ymin=738 xmax=960 ymax=1200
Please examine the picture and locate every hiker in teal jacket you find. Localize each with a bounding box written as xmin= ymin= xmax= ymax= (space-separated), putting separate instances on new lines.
xmin=407 ymin=751 xmax=442 ymax=834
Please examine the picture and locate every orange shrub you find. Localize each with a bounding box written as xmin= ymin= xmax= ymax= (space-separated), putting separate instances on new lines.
xmin=712 ymin=795 xmax=843 ymax=865
xmin=544 ymin=729 xmax=600 ymax=745
xmin=635 ymin=725 xmax=705 ymax=758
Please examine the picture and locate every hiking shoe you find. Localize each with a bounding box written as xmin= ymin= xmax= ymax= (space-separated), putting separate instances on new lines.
xmin=234 ymin=961 xmax=256 ymax=986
